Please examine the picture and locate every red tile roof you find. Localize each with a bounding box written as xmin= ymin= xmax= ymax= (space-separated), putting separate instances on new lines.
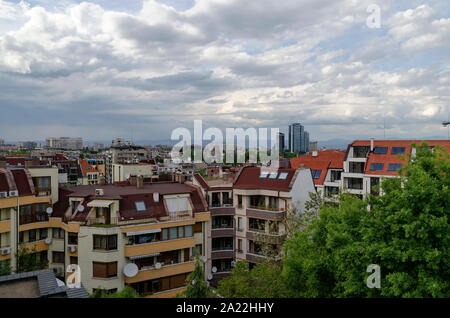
xmin=0 ymin=168 xmax=34 ymax=196
xmin=64 ymin=182 xmax=208 ymax=221
xmin=350 ymin=140 xmax=450 ymax=176
xmin=79 ymin=159 xmax=99 ymax=176
xmin=290 ymin=150 xmax=346 ymax=185
xmin=233 ymin=166 xmax=297 ymax=192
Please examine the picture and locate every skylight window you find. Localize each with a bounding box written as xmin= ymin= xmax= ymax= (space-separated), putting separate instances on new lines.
xmin=135 ymin=201 xmax=147 ymax=212
xmin=268 ymin=172 xmax=278 ymax=179
xmin=388 ymin=163 xmax=403 ymax=171
xmin=278 ymin=172 xmax=288 ymax=180
xmin=391 ymin=147 xmax=406 ymax=155
xmin=370 ymin=163 xmax=384 ymax=171
xmin=373 ymin=147 xmax=388 ymax=154
xmin=259 ymin=171 xmax=269 ymax=178
xmin=311 ymin=170 xmax=321 ymax=179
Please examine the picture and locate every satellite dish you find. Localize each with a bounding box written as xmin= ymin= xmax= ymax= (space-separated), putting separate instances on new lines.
xmin=201 ymin=256 xmax=207 ymax=263
xmin=207 ymin=274 xmax=213 ymax=281
xmin=46 ymin=207 xmax=53 ymax=215
xmin=77 ymin=205 xmax=85 ymax=212
xmin=211 ymin=266 xmax=217 ymax=273
xmin=191 ymin=280 xmax=196 ymax=285
xmin=155 ymin=262 xmax=162 ymax=269
xmin=231 ymin=261 xmax=236 ymax=267
xmin=123 ymin=263 xmax=139 ymax=278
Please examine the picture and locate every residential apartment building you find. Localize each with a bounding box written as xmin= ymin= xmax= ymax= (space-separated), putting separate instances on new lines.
xmin=79 ymin=159 xmax=100 ymax=185
xmin=0 ymin=164 xmax=59 ymax=273
xmin=112 ymin=163 xmax=158 ymax=183
xmin=55 ymin=179 xmax=211 ymax=297
xmin=290 ymin=150 xmax=346 ymax=200
xmin=46 ymin=137 xmax=83 ymax=150
xmin=105 ymin=143 xmax=149 ymax=184
xmin=192 ymin=165 xmax=316 ymax=285
xmin=342 ymin=140 xmax=450 ymax=199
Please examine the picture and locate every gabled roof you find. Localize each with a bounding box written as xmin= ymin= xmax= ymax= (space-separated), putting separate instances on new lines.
xmin=290 ymin=150 xmax=346 ymax=185
xmin=233 ymin=166 xmax=297 ymax=192
xmin=79 ymin=159 xmax=99 ymax=176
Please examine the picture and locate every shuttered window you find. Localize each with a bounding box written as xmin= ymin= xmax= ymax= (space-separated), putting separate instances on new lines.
xmin=93 ymin=261 xmax=117 ymax=278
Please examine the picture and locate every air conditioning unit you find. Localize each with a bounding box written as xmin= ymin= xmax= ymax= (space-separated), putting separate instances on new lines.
xmin=8 ymin=190 xmax=18 ymax=197
xmin=95 ymin=189 xmax=104 ymax=196
xmin=0 ymin=192 xmax=8 ymax=198
xmin=1 ymin=248 xmax=11 ymax=255
xmin=68 ymin=245 xmax=77 ymax=253
xmin=44 ymin=237 xmax=53 ymax=245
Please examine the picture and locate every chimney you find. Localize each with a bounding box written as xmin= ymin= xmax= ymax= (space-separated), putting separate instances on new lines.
xmin=370 ymin=138 xmax=375 ymax=152
xmin=137 ymin=175 xmax=144 ymax=189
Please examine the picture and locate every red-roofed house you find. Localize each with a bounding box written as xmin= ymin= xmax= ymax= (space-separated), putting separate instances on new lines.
xmin=79 ymin=159 xmax=99 ymax=185
xmin=232 ymin=166 xmax=316 ymax=267
xmin=342 ymin=140 xmax=450 ymax=198
xmin=290 ymin=150 xmax=346 ymax=200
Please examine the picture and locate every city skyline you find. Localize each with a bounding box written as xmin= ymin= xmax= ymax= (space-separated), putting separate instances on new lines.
xmin=1 ymin=0 xmax=450 ymax=142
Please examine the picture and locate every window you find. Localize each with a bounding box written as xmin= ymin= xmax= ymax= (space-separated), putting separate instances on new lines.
xmin=373 ymin=147 xmax=388 ymax=154
xmin=29 ymin=229 xmax=36 ymax=242
xmin=93 ymin=262 xmax=117 ymax=278
xmin=278 ymin=172 xmax=288 ymax=180
xmin=193 ymin=244 xmax=202 ymax=256
xmin=93 ymin=235 xmax=117 ymax=250
xmin=237 ymin=217 xmax=243 ymax=231
xmin=392 ymin=147 xmax=406 ymax=155
xmin=184 ymin=225 xmax=193 ymax=237
xmin=311 ymin=169 xmax=322 ymax=179
xmin=52 ymin=228 xmax=64 ymax=239
xmin=169 ymin=227 xmax=177 ymax=240
xmin=52 ymin=251 xmax=65 ymax=264
xmin=135 ymin=201 xmax=147 ymax=212
xmin=370 ymin=163 xmax=384 ymax=171
xmin=68 ymin=232 xmax=78 ymax=245
xmin=268 ymin=172 xmax=278 ymax=179
xmin=331 ymin=170 xmax=342 ymax=182
xmin=259 ymin=171 xmax=269 ymax=178
xmin=70 ymin=256 xmax=78 ymax=265
xmin=39 ymin=228 xmax=48 ymax=240
xmin=238 ymin=239 xmax=243 ymax=253
xmin=388 ymin=163 xmax=403 ymax=171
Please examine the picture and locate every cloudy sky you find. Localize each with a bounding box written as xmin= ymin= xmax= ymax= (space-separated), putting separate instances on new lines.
xmin=0 ymin=0 xmax=449 ymax=144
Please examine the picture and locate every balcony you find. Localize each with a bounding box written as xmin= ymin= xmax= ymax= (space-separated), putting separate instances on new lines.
xmin=211 ymin=249 xmax=235 ymax=259
xmin=19 ymin=213 xmax=49 ymax=225
xmin=125 ymin=237 xmax=196 ymax=258
xmin=246 ymin=208 xmax=286 ymax=221
xmin=210 ymin=207 xmax=235 ymax=216
xmin=246 ymin=252 xmax=267 ymax=264
xmin=246 ymin=230 xmax=286 ymax=245
xmin=211 ymin=227 xmax=235 ymax=238
xmin=125 ymin=261 xmax=195 ymax=284
xmin=144 ymin=287 xmax=187 ymax=298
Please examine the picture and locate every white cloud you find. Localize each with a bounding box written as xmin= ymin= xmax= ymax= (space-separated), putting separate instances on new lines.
xmin=0 ymin=0 xmax=449 ymax=142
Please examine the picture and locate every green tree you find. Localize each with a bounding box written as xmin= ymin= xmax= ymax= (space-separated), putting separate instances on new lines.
xmin=283 ymin=143 xmax=450 ymax=297
xmin=217 ymin=261 xmax=292 ymax=298
xmin=103 ymin=287 xmax=140 ymax=298
xmin=16 ymin=246 xmax=48 ymax=273
xmin=178 ymin=256 xmax=215 ymax=298
xmin=0 ymin=260 xmax=11 ymax=276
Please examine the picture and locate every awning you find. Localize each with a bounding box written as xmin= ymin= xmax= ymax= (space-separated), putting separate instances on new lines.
xmin=87 ymin=200 xmax=114 ymax=208
xmin=129 ymin=253 xmax=161 ymax=260
xmin=126 ymin=229 xmax=162 ymax=236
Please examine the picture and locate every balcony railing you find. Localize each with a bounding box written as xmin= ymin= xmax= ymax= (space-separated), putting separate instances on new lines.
xmin=248 ymin=205 xmax=281 ymax=212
